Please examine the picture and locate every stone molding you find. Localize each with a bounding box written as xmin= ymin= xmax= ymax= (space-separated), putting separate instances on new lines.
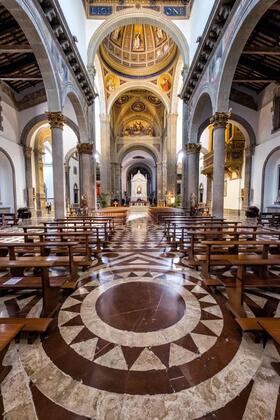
xmin=23 ymin=145 xmax=32 ymax=158
xmin=46 ymin=112 xmax=65 ymax=129
xmin=210 ymin=112 xmax=231 ymax=129
xmin=77 ymin=143 xmax=93 ymax=155
xmin=185 ymin=143 xmax=201 ymax=154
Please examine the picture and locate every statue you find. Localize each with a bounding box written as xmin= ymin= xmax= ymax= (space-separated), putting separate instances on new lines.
xmin=133 ymin=32 xmax=142 ymax=50
xmin=190 ymin=192 xmax=198 ymax=216
xmin=81 ymin=193 xmax=88 ymax=216
xmin=155 ymin=27 xmax=164 ymax=42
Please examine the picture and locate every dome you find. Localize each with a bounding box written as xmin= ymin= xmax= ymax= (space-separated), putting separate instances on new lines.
xmin=99 ymin=24 xmax=178 ymax=78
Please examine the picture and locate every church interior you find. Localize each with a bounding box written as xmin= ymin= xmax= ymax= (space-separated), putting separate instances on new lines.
xmin=0 ymin=0 xmax=280 ymax=418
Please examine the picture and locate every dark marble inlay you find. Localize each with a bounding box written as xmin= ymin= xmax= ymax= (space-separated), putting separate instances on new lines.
xmin=95 ymin=281 xmax=186 ymax=332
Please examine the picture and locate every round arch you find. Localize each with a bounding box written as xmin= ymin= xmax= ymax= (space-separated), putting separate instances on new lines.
xmin=108 ymin=81 xmax=170 ymax=114
xmin=117 ymin=143 xmax=159 ymax=164
xmin=261 ymin=146 xmax=280 ymax=211
xmin=189 ymin=92 xmax=213 ymax=142
xmin=62 ymin=85 xmax=88 ymax=142
xmin=87 ymin=8 xmax=189 ymax=67
xmin=20 ymin=114 xmax=80 ymax=148
xmin=0 ymin=147 xmax=17 ymax=211
xmin=216 ymin=0 xmax=277 ymax=111
xmin=65 ymin=147 xmax=78 ymax=165
xmin=2 ymin=0 xmax=61 ymax=111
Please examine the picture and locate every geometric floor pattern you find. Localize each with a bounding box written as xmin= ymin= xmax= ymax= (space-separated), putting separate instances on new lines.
xmin=1 ymin=211 xmax=280 ymax=419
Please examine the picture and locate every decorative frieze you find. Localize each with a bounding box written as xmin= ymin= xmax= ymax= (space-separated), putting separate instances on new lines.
xmin=46 ymin=112 xmax=65 ymax=129
xmin=210 ymin=112 xmax=231 ymax=129
xmin=77 ymin=143 xmax=93 ymax=155
xmin=184 ymin=143 xmax=201 ymax=154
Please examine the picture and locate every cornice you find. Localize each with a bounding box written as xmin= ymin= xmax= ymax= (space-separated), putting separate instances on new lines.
xmin=38 ymin=0 xmax=97 ymax=105
xmin=180 ymin=0 xmax=238 ymax=103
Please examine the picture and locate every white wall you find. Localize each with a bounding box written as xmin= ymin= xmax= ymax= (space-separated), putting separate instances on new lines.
xmin=58 ymin=0 xmax=87 ymax=63
xmin=0 ymin=152 xmax=14 ymax=211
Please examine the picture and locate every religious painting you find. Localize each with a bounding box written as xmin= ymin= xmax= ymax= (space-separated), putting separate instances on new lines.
xmin=105 ymin=73 xmax=120 ymax=94
xmin=132 ymin=24 xmax=145 ymax=52
xmin=153 ymin=26 xmax=167 ymax=46
xmin=148 ymin=95 xmax=162 ymax=106
xmin=158 ymin=73 xmax=172 ymax=93
xmin=122 ymin=120 xmax=155 ymax=137
xmin=137 ymin=186 xmax=142 ymax=194
xmin=110 ymin=26 xmax=124 ymax=47
xmin=131 ymin=101 xmax=145 ymax=112
xmin=115 ymin=95 xmax=130 ymax=105
xmin=209 ymin=40 xmax=223 ymax=83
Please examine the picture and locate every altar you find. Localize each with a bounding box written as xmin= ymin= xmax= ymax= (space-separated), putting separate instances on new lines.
xmin=131 ymin=170 xmax=147 ymax=202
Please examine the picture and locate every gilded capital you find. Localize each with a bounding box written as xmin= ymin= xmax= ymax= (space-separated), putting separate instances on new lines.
xmin=46 ymin=112 xmax=65 ymax=129
xmin=77 ymin=142 xmax=93 ymax=155
xmin=210 ymin=111 xmax=231 ymax=129
xmin=185 ymin=143 xmax=201 ymax=154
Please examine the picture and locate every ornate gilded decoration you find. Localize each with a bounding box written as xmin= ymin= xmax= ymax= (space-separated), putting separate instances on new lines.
xmin=77 ymin=143 xmax=94 ymax=155
xmin=158 ymin=73 xmax=172 ymax=93
xmin=104 ymin=73 xmax=120 ymax=94
xmin=210 ymin=112 xmax=231 ymax=129
xmin=46 ymin=112 xmax=65 ymax=129
xmin=115 ymin=95 xmax=130 ymax=105
xmin=99 ymin=24 xmax=177 ymax=78
xmin=185 ymin=143 xmax=201 ymax=154
xmin=131 ymin=101 xmax=145 ymax=112
xmin=148 ymin=95 xmax=162 ymax=105
xmin=122 ymin=120 xmax=154 ymax=137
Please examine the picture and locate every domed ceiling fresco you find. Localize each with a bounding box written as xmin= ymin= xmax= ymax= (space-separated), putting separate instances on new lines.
xmin=99 ymin=24 xmax=178 ymax=77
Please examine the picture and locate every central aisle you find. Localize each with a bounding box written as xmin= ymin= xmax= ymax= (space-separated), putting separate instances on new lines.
xmin=2 ymin=214 xmax=280 ymax=420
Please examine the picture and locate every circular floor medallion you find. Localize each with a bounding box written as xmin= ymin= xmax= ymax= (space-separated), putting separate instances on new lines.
xmin=96 ymin=281 xmax=186 ymax=332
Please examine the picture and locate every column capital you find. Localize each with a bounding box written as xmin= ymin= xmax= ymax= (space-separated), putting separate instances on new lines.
xmin=23 ymin=145 xmax=32 ymax=158
xmin=210 ymin=111 xmax=231 ymax=129
xmin=185 ymin=143 xmax=201 ymax=154
xmin=46 ymin=112 xmax=65 ymax=129
xmin=77 ymin=142 xmax=93 ymax=155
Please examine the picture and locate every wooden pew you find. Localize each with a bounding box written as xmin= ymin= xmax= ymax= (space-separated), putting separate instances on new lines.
xmin=0 ymin=323 xmax=23 ymax=382
xmin=0 ymin=213 xmax=18 ymax=227
xmin=0 ymin=259 xmax=63 ymax=316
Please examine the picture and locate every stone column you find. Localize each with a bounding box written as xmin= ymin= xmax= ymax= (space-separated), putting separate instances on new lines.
xmin=210 ymin=112 xmax=230 ymax=218
xmin=243 ymin=145 xmax=255 ymax=212
xmin=185 ymin=143 xmax=201 ymax=211
xmin=77 ymin=143 xmax=95 ymax=210
xmin=181 ymin=102 xmax=189 ymax=209
xmin=157 ymin=162 xmax=163 ymax=203
xmin=64 ymin=164 xmax=70 ymax=211
xmin=23 ymin=146 xmax=34 ymax=211
xmin=206 ymin=175 xmax=212 ymax=209
xmin=166 ymin=113 xmax=178 ymax=195
xmin=87 ymin=102 xmax=96 ymax=209
xmin=100 ymin=114 xmax=111 ymax=196
xmin=46 ymin=112 xmax=65 ymax=219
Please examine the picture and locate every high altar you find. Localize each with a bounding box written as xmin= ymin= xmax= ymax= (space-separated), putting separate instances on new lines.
xmin=131 ymin=170 xmax=147 ymax=202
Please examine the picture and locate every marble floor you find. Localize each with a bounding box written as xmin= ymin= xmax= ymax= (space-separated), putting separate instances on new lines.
xmin=1 ymin=212 xmax=280 ymax=419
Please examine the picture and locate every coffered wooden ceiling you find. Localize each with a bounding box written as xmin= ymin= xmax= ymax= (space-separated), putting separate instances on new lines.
xmin=232 ymin=1 xmax=280 ymax=93
xmin=0 ymin=5 xmax=43 ymax=93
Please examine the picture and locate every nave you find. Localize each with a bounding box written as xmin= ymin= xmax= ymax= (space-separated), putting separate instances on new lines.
xmin=0 ymin=212 xmax=280 ymax=419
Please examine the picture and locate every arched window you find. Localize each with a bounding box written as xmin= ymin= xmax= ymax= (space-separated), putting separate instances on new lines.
xmin=73 ymin=183 xmax=79 ymax=204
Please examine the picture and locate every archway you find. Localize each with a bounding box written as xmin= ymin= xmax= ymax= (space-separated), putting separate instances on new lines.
xmin=261 ymin=146 xmax=280 ymax=211
xmin=0 ymin=148 xmax=16 ymax=213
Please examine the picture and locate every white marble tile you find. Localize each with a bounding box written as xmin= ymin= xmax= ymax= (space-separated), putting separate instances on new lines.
xmin=169 ymin=343 xmax=197 ymax=367
xmin=71 ymin=338 xmax=98 ymax=361
xmin=95 ymin=345 xmax=128 ymax=370
xmin=130 ymin=348 xmax=166 ymax=371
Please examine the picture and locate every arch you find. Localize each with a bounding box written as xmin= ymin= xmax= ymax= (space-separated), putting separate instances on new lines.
xmin=117 ymin=143 xmax=159 ymax=164
xmin=261 ymin=146 xmax=280 ymax=211
xmin=197 ymin=113 xmax=256 ymax=147
xmin=1 ymin=0 xmax=61 ymax=111
xmin=216 ymin=0 xmax=277 ymax=111
xmin=108 ymin=81 xmax=170 ymax=113
xmin=87 ymin=8 xmax=189 ymax=67
xmin=20 ymin=114 xmax=80 ymax=147
xmin=189 ymin=92 xmax=213 ymax=142
xmin=0 ymin=147 xmax=17 ymax=212
xmin=65 ymin=147 xmax=78 ymax=165
xmin=62 ymin=85 xmax=88 ymax=142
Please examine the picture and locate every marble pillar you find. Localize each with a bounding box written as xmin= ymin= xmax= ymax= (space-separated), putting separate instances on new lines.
xmin=64 ymin=164 xmax=70 ymax=212
xmin=243 ymin=145 xmax=254 ymax=211
xmin=185 ymin=143 xmax=201 ymax=211
xmin=87 ymin=102 xmax=96 ymax=209
xmin=77 ymin=143 xmax=95 ymax=210
xmin=166 ymin=113 xmax=178 ymax=195
xmin=206 ymin=175 xmax=212 ymax=209
xmin=157 ymin=162 xmax=163 ymax=203
xmin=181 ymin=102 xmax=189 ymax=210
xmin=210 ymin=112 xmax=230 ymax=218
xmin=23 ymin=146 xmax=34 ymax=211
xmin=46 ymin=112 xmax=65 ymax=219
xmin=100 ymin=114 xmax=111 ymax=197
